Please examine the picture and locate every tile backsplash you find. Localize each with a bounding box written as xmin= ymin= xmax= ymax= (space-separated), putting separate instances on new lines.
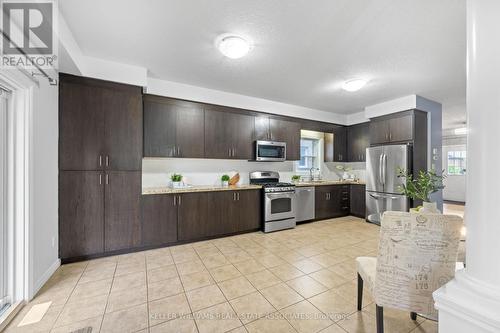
xmin=142 ymin=158 xmax=366 ymax=188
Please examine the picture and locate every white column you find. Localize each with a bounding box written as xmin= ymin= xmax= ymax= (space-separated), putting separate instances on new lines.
xmin=433 ymin=0 xmax=500 ymax=332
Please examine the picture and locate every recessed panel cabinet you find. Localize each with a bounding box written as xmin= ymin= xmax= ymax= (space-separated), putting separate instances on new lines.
xmin=349 ymin=184 xmax=366 ymax=218
xmin=144 ymin=96 xmax=205 ymax=158
xmin=315 ymin=185 xmax=349 ymax=220
xmin=369 ymin=113 xmax=414 ymax=144
xmin=254 ymin=116 xmax=301 ymax=160
xmin=324 ymin=127 xmax=347 ymax=162
xmin=141 ymin=194 xmax=178 ymax=247
xmin=347 ymin=122 xmax=370 ymax=162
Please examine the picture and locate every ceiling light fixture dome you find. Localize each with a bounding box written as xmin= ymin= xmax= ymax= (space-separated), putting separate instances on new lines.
xmin=342 ymin=78 xmax=368 ymax=92
xmin=216 ymin=34 xmax=251 ymax=59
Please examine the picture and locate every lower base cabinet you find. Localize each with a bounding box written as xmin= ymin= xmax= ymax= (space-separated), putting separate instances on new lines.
xmin=142 ymin=194 xmax=178 ymax=247
xmin=315 ymin=185 xmax=350 ymax=220
xmin=178 ymin=192 xmax=209 ymax=241
xmin=349 ymin=184 xmax=366 ymax=218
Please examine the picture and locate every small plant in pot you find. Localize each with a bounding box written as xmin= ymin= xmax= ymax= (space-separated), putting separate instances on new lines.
xmin=397 ymin=168 xmax=445 ymax=213
xmin=291 ymin=175 xmax=301 ymax=183
xmin=221 ymin=174 xmax=230 ymax=187
xmin=170 ymin=173 xmax=183 ymax=188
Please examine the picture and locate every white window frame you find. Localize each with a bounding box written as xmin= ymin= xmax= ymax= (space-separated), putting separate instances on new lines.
xmin=294 ymin=130 xmax=324 ymax=175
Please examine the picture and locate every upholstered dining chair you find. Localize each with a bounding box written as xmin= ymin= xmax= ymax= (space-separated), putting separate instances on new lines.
xmin=356 ymin=211 xmax=463 ymax=333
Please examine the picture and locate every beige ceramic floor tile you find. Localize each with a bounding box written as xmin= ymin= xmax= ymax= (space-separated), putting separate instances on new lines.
xmin=218 ymin=276 xmax=257 ymax=300
xmin=411 ymin=320 xmax=438 ymax=333
xmin=111 ymin=271 xmax=146 ymax=293
xmin=147 ymin=264 xmax=178 ymax=284
xmin=194 ymin=302 xmax=242 ymax=333
xmin=245 ymin=270 xmax=281 ymax=290
xmin=229 ymin=291 xmax=276 ymax=324
xmin=150 ymin=317 xmax=198 ymax=333
xmin=279 ymin=300 xmax=333 ymax=333
xmin=225 ymin=251 xmax=252 ymax=264
xmin=148 ymin=276 xmax=184 ymax=301
xmin=336 ymin=310 xmax=377 ymax=333
xmin=105 ymin=287 xmax=147 ymax=313
xmin=5 ymin=303 xmax=63 ymax=333
xmin=269 ymin=264 xmax=305 ymax=282
xmin=100 ymin=303 xmax=148 ymax=333
xmin=202 ymin=253 xmax=230 ymax=269
xmin=148 ymin=293 xmax=192 ymax=327
xmin=309 ymin=269 xmax=349 ymax=288
xmin=308 ymin=290 xmax=357 ymax=322
xmin=233 ymin=259 xmax=267 ymax=275
xmin=172 ymin=250 xmax=199 ymax=264
xmin=209 ymin=264 xmax=242 ymax=282
xmin=286 ymin=275 xmax=328 ymax=299
xmin=68 ymin=278 xmax=112 ymax=302
xmin=176 ymin=259 xmax=207 ymax=276
xmin=291 ymin=259 xmax=324 ymax=274
xmin=363 ymin=305 xmax=422 ymax=332
xmin=257 ymin=255 xmax=286 ymax=269
xmin=114 ymin=260 xmax=146 ymax=277
xmin=245 ymin=311 xmax=296 ymax=333
xmin=260 ymin=283 xmax=304 ymax=310
xmin=318 ymin=323 xmax=347 ymax=333
xmin=78 ymin=265 xmax=115 ymax=284
xmin=146 ymin=254 xmax=175 ymax=269
xmin=180 ymin=270 xmax=214 ymax=292
xmin=50 ymin=315 xmax=103 ymax=333
xmin=54 ymin=294 xmax=108 ymax=328
xmin=185 ymin=284 xmax=227 ymax=312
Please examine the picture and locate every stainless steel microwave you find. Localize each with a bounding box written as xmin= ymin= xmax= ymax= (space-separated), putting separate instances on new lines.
xmin=255 ymin=141 xmax=286 ymax=161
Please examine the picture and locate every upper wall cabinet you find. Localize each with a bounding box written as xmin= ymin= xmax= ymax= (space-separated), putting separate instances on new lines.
xmin=143 ymin=96 xmax=205 ymax=158
xmin=255 ymin=116 xmax=301 ymax=160
xmin=324 ymin=126 xmax=347 ymax=162
xmin=347 ymin=122 xmax=370 ymax=162
xmin=369 ymin=113 xmax=414 ymax=145
xmin=205 ymin=107 xmax=254 ymax=160
xmin=59 ymin=74 xmax=143 ymax=171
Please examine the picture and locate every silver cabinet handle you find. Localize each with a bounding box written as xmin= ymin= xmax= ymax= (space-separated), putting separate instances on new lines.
xmin=176 ymin=146 xmax=180 ymax=157
xmin=232 ymin=148 xmax=235 ymax=157
xmin=237 ymin=192 xmax=240 ymax=201
xmin=173 ymin=196 xmax=176 ymax=206
xmin=229 ymin=148 xmax=231 ymax=157
xmin=233 ymin=192 xmax=236 ymax=201
xmin=99 ymin=174 xmax=102 ymax=185
xmin=389 ymin=133 xmax=392 ymax=141
xmin=99 ymin=155 xmax=102 ymax=167
xmin=105 ymin=173 xmax=109 ymax=185
xmin=178 ymin=195 xmax=181 ymax=205
xmin=105 ymin=155 xmax=109 ymax=167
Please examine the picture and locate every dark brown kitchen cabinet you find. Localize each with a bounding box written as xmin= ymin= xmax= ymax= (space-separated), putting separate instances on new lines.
xmin=59 ymin=74 xmax=142 ymax=171
xmin=350 ymin=184 xmax=366 ymax=218
xmin=369 ymin=113 xmax=414 ymax=144
xmin=178 ymin=192 xmax=209 ymax=241
xmin=237 ymin=190 xmax=261 ymax=231
xmin=204 ymin=109 xmax=254 ymax=160
xmin=315 ymin=185 xmax=349 ymax=220
xmin=143 ymin=96 xmax=205 ymax=158
xmin=142 ymin=194 xmax=178 ymax=247
xmin=59 ymin=171 xmax=104 ymax=259
xmin=347 ymin=122 xmax=370 ymax=162
xmin=254 ymin=116 xmax=301 ymax=160
xmin=324 ymin=127 xmax=347 ymax=162
xmin=104 ymin=171 xmax=142 ymax=252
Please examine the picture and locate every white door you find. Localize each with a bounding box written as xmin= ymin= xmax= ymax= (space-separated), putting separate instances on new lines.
xmin=0 ymin=90 xmax=9 ymax=313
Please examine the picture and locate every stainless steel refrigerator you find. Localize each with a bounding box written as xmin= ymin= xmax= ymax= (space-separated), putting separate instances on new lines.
xmin=366 ymin=144 xmax=410 ymax=224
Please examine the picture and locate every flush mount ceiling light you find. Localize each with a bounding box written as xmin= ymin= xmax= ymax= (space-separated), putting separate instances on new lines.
xmin=215 ymin=34 xmax=251 ymax=59
xmin=342 ymin=79 xmax=368 ymax=92
xmin=454 ymin=127 xmax=467 ymax=135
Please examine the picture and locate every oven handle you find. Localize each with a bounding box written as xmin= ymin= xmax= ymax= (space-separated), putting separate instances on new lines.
xmin=266 ymin=192 xmax=295 ymax=199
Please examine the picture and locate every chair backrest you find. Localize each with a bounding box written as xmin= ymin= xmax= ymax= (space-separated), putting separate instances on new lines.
xmin=374 ymin=211 xmax=463 ymax=317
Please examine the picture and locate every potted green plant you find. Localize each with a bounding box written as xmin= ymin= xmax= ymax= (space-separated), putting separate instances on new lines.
xmin=397 ymin=168 xmax=445 ymax=213
xmin=291 ymin=175 xmax=301 ymax=183
xmin=170 ymin=173 xmax=183 ymax=188
xmin=221 ymin=174 xmax=230 ymax=187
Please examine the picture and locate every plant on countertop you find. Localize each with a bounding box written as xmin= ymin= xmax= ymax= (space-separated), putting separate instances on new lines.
xmin=221 ymin=174 xmax=230 ymax=182
xmin=397 ymin=168 xmax=445 ymax=202
xmin=291 ymin=175 xmax=301 ymax=181
xmin=171 ymin=173 xmax=183 ymax=182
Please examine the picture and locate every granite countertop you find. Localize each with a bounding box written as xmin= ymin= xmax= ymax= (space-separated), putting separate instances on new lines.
xmin=142 ymin=184 xmax=262 ymax=195
xmin=294 ymin=180 xmax=366 ymax=187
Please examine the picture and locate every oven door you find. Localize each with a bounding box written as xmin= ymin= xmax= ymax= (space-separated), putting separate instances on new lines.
xmin=265 ymin=191 xmax=295 ymax=222
xmin=256 ymin=141 xmax=286 ymax=161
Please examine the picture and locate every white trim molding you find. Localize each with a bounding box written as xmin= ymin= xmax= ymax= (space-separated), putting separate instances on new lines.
xmin=33 ymin=259 xmax=60 ymax=295
xmin=434 ymin=270 xmax=500 ymax=332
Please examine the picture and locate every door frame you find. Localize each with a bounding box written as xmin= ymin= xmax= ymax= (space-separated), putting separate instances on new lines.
xmin=0 ymin=69 xmax=36 ymax=328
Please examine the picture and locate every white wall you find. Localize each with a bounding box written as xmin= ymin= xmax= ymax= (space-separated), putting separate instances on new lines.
xmin=31 ymin=71 xmax=60 ymax=296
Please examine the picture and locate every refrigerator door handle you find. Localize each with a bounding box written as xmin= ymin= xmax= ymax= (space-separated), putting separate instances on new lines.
xmin=378 ymin=154 xmax=384 ymax=185
xmin=369 ymin=193 xmax=383 ymax=200
xmin=382 ymin=154 xmax=387 ymax=186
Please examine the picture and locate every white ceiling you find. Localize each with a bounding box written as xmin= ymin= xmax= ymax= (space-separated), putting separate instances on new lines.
xmin=59 ymin=0 xmax=466 ymax=129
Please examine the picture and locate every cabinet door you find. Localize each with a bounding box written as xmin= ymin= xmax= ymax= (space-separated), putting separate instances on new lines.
xmin=176 ymin=105 xmax=205 ymax=158
xmin=389 ymin=114 xmax=413 ymax=142
xmin=143 ymin=99 xmax=177 ymax=157
xmin=333 ymin=127 xmax=347 ymax=162
xmin=59 ymin=81 xmax=104 ymax=171
xmin=370 ymin=119 xmax=390 ymax=144
xmin=178 ymin=193 xmax=209 ymax=241
xmin=358 ymin=122 xmax=370 ymax=161
xmin=315 ymin=186 xmax=331 ymax=220
xmin=207 ymin=191 xmax=237 ymax=236
xmin=347 ymin=125 xmax=359 ymax=162
xmin=204 ymin=109 xmax=233 ymax=159
xmin=269 ymin=118 xmax=301 ymax=160
xmin=336 ymin=185 xmax=350 ymax=217
xmin=103 ymin=87 xmax=143 ymax=170
xmin=237 ymin=190 xmax=261 ymax=231
xmin=324 ymin=132 xmax=334 ymax=162
xmin=232 ymin=113 xmax=255 ymax=160
xmin=254 ymin=116 xmax=270 ymax=141
xmin=104 ymin=171 xmax=141 ymax=252
xmin=349 ymin=184 xmax=366 ymax=218
xmin=59 ymin=171 xmax=104 ymax=259
xmin=142 ymin=194 xmax=178 ymax=247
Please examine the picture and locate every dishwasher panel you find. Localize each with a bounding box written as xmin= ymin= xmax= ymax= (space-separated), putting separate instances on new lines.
xmin=295 ymin=186 xmax=315 ymax=222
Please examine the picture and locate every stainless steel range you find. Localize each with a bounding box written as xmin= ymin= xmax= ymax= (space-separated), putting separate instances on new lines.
xmin=249 ymin=171 xmax=296 ymax=233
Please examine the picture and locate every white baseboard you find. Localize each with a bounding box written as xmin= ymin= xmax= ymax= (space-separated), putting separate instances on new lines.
xmin=32 ymin=259 xmax=60 ymax=299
